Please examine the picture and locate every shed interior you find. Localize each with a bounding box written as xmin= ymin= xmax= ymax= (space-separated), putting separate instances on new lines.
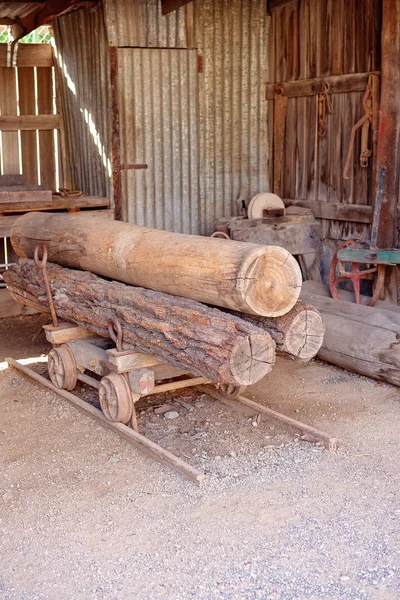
xmin=0 ymin=0 xmax=399 ymax=313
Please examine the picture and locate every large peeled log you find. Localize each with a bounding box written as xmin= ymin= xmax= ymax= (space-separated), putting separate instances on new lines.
xmin=4 ymin=260 xmax=276 ymax=386
xmin=234 ymin=301 xmax=325 ymax=361
xmin=10 ymin=212 xmax=302 ymax=317
xmin=301 ymin=286 xmax=400 ymax=386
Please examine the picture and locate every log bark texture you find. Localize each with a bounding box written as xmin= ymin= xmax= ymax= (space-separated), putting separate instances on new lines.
xmin=4 ymin=260 xmax=276 ymax=386
xmin=235 ymin=300 xmax=325 ymax=361
xmin=11 ymin=212 xmax=302 ymax=317
xmin=300 ymin=287 xmax=400 ymax=387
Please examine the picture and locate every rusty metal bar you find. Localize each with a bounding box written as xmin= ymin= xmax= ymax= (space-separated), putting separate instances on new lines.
xmin=33 ymin=242 xmax=58 ymax=328
xmin=109 ymin=46 xmax=122 ymax=221
xmin=6 ymin=358 xmax=205 ymax=486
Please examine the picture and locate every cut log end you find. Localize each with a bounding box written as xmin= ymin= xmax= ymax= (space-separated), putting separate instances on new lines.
xmin=230 ymin=333 xmax=276 ymax=386
xmin=285 ymin=309 xmax=325 ymax=360
xmin=244 ymin=247 xmax=302 ymax=317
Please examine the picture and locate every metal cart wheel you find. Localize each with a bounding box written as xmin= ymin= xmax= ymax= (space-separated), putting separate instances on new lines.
xmin=217 ymin=383 xmax=246 ymax=400
xmin=99 ymin=372 xmax=132 ymax=424
xmin=48 ymin=345 xmax=77 ymax=391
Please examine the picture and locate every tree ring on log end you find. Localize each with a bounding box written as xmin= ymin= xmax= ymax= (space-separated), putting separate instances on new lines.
xmin=48 ymin=345 xmax=77 ymax=391
xmin=99 ymin=372 xmax=132 ymax=424
xmin=229 ymin=333 xmax=276 ymax=386
xmin=285 ymin=310 xmax=325 ymax=361
xmin=242 ymin=247 xmax=302 ymax=317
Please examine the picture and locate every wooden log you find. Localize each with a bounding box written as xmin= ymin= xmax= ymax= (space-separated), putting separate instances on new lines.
xmin=233 ymin=300 xmax=325 ymax=361
xmin=302 ymin=280 xmax=400 ymax=313
xmin=4 ymin=260 xmax=276 ymax=386
xmin=300 ymin=287 xmax=400 ymax=387
xmin=10 ymin=212 xmax=302 ymax=317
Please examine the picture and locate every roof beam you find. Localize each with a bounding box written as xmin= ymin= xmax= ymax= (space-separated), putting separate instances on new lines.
xmin=161 ymin=0 xmax=192 ymax=15
xmin=12 ymin=0 xmax=98 ymax=41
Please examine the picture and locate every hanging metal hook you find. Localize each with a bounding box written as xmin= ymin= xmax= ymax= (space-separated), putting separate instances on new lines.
xmin=34 ymin=242 xmax=58 ymax=328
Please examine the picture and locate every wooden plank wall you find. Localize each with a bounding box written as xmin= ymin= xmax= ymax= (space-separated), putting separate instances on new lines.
xmin=0 ymin=44 xmax=61 ymax=191
xmin=267 ymin=0 xmax=382 ymax=278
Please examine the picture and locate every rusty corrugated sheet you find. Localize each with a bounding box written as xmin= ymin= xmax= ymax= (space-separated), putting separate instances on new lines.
xmin=52 ymin=4 xmax=111 ymax=198
xmin=104 ymin=0 xmax=188 ymax=48
xmin=118 ymin=47 xmax=200 ymax=233
xmin=194 ymin=0 xmax=269 ymax=233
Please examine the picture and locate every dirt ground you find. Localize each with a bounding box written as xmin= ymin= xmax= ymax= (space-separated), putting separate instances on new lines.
xmin=0 ymin=314 xmax=399 ymax=600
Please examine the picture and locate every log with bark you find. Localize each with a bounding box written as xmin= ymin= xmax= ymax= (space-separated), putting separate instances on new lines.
xmin=11 ymin=212 xmax=302 ymax=317
xmin=4 ymin=260 xmax=276 ymax=386
xmin=232 ymin=300 xmax=325 ymax=361
xmin=300 ymin=286 xmax=400 ymax=387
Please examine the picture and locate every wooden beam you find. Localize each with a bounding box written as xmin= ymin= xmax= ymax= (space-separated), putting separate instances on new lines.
xmin=375 ymin=0 xmax=399 ymax=250
xmin=0 ymin=44 xmax=53 ymax=68
xmin=0 ymin=190 xmax=52 ymax=204
xmin=197 ymin=385 xmax=337 ymax=451
xmin=0 ymin=114 xmax=61 ymax=131
xmin=13 ymin=0 xmax=82 ymax=40
xmin=285 ymin=200 xmax=374 ymax=223
xmin=161 ymin=0 xmax=192 ymax=15
xmin=0 ymin=195 xmax=109 ymax=214
xmin=373 ymin=0 xmax=400 ymax=303
xmin=285 ymin=199 xmax=400 ymax=224
xmin=266 ymin=71 xmax=380 ymax=99
xmin=0 ymin=17 xmax=17 ymax=25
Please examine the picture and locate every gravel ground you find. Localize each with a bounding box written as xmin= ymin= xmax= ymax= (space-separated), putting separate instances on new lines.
xmin=0 ymin=315 xmax=399 ymax=600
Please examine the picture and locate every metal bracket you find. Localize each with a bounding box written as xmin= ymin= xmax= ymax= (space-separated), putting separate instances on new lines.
xmin=112 ymin=163 xmax=148 ymax=172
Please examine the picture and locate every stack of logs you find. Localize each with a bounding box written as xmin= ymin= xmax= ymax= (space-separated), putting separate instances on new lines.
xmin=4 ymin=212 xmax=325 ymax=387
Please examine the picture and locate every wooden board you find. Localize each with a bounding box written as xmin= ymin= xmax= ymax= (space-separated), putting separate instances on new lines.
xmin=0 ymin=174 xmax=24 ymax=186
xmin=43 ymin=322 xmax=97 ymax=344
xmin=37 ymin=67 xmax=57 ymax=191
xmin=0 ymin=195 xmax=109 ymax=214
xmin=0 ymin=44 xmax=53 ymax=68
xmin=0 ymin=190 xmax=52 ymax=204
xmin=18 ymin=67 xmax=38 ymax=185
xmin=0 ymin=114 xmax=61 ymax=131
xmin=285 ymin=199 xmax=375 ymax=223
xmin=266 ymin=71 xmax=380 ymax=99
xmin=0 ymin=68 xmax=19 ymax=175
xmin=0 ymin=185 xmax=47 ymax=192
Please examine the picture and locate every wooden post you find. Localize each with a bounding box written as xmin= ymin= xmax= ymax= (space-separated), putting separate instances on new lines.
xmin=375 ymin=0 xmax=400 ymax=302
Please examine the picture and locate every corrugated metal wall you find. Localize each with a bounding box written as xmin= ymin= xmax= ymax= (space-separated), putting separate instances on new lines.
xmin=53 ymin=5 xmax=111 ymax=197
xmin=104 ymin=0 xmax=188 ymax=48
xmin=194 ymin=0 xmax=269 ymax=233
xmin=118 ymin=48 xmax=200 ymax=232
xmin=53 ymin=0 xmax=269 ymax=233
